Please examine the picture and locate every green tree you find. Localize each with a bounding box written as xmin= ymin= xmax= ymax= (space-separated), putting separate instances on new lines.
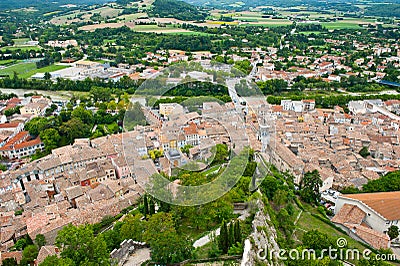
xmin=55 ymin=224 xmax=110 ymax=266
xmin=143 ymin=212 xmax=192 ymax=264
xmin=35 ymin=234 xmax=46 ymax=249
xmin=60 ymin=118 xmax=91 ymax=143
xmin=90 ymin=87 xmax=112 ymax=102
xmin=44 ymin=72 xmax=51 ymax=80
xmin=71 ymin=106 xmax=94 ymax=125
xmin=228 ymin=222 xmax=234 ymax=248
xmin=39 ymin=255 xmax=74 ymax=266
xmin=300 ymin=170 xmax=323 ymax=204
xmin=120 ymin=214 xmax=145 ymax=242
xmin=388 ymin=225 xmax=399 ymax=240
xmin=219 ymin=220 xmax=229 ymax=254
xmin=302 ymin=230 xmax=333 ymax=256
xmin=25 ymin=117 xmax=50 ymax=136
xmin=149 ymin=198 xmax=155 ymax=215
xmin=143 ymin=195 xmax=149 ymax=217
xmin=273 ymin=189 xmax=288 ymax=210
xmin=21 ymin=245 xmax=39 ymax=266
xmin=0 ymin=163 xmax=7 ymax=171
xmin=2 ymin=258 xmax=18 ymax=266
xmin=124 ymin=102 xmax=146 ymax=130
xmin=359 ymin=146 xmax=370 ymax=158
xmin=40 ymin=128 xmax=61 ymax=152
xmin=234 ymin=220 xmax=241 ymax=244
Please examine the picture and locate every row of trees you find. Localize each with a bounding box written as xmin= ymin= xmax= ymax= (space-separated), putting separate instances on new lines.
xmin=218 ymin=220 xmax=242 ymax=254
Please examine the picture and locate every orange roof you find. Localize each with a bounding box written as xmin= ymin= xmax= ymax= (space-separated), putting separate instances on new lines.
xmin=0 ymin=122 xmax=20 ymax=129
xmin=332 ymin=203 xmax=365 ymax=225
xmin=272 ymin=105 xmax=283 ymax=112
xmin=7 ymin=98 xmax=21 ymax=104
xmin=183 ymin=122 xmax=198 ymax=135
xmin=342 ymin=191 xmax=400 ymax=220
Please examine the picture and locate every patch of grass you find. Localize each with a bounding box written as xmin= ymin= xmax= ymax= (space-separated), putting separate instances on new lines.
xmin=0 ymin=46 xmax=41 ymax=52
xmin=117 ymin=12 xmax=147 ymax=21
xmin=20 ymin=64 xmax=69 ymax=79
xmin=240 ymin=22 xmax=292 ymax=27
xmin=0 ymin=59 xmax=18 ymax=66
xmin=295 ymin=207 xmax=367 ymax=251
xmin=321 ymin=22 xmax=363 ymax=29
xmin=299 ymin=31 xmax=322 ymax=35
xmin=43 ymin=10 xmax=62 ymax=16
xmin=162 ymin=31 xmax=213 ymax=36
xmin=0 ymin=62 xmax=36 ymax=77
xmin=12 ymin=38 xmax=30 ymax=45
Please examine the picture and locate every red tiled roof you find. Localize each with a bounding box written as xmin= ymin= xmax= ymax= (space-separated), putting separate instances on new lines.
xmin=342 ymin=191 xmax=400 ymax=220
xmin=183 ymin=122 xmax=198 ymax=135
xmin=0 ymin=122 xmax=20 ymax=129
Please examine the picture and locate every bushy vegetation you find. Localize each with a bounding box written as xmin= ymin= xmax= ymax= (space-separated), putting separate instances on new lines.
xmin=150 ymin=0 xmax=208 ymax=21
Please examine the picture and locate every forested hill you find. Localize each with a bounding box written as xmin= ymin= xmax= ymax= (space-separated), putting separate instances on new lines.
xmin=149 ymin=0 xmax=209 ymax=21
xmin=0 ymin=0 xmax=112 ymax=11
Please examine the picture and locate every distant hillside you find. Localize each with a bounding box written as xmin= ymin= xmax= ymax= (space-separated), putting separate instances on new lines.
xmin=182 ymin=0 xmax=400 ymax=11
xmin=0 ymin=0 xmax=113 ymax=11
xmin=149 ymin=0 xmax=209 ymax=21
xmin=365 ymin=4 xmax=400 ymax=18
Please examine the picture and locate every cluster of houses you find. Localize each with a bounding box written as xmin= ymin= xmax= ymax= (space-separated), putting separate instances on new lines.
xmin=255 ymin=41 xmax=400 ymax=84
xmin=0 ymin=96 xmax=53 ymax=160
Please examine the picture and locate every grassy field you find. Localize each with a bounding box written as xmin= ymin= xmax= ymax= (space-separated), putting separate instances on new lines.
xmin=0 ymin=63 xmax=68 ymax=78
xmin=12 ymin=38 xmax=30 ymax=45
xmin=0 ymin=62 xmax=36 ymax=77
xmin=43 ymin=10 xmax=61 ymax=17
xmin=132 ymin=24 xmax=195 ymax=34
xmin=0 ymin=59 xmax=17 ymax=66
xmin=20 ymin=64 xmax=69 ymax=79
xmin=321 ymin=22 xmax=363 ymax=29
xmin=299 ymin=31 xmax=322 ymax=35
xmin=116 ymin=12 xmax=147 ymax=22
xmin=0 ymin=46 xmax=41 ymax=52
xmin=91 ymin=6 xmax=122 ymax=18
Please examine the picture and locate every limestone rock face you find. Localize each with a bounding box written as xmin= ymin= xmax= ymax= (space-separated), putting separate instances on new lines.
xmin=241 ymin=199 xmax=283 ymax=266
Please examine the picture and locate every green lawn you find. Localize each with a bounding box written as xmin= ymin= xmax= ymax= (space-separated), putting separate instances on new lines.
xmin=299 ymin=31 xmax=322 ymax=35
xmin=20 ymin=64 xmax=69 ymax=79
xmin=0 ymin=59 xmax=18 ymax=66
xmin=295 ymin=203 xmax=367 ymax=252
xmin=0 ymin=46 xmax=42 ymax=52
xmin=0 ymin=62 xmax=36 ymax=77
xmin=0 ymin=63 xmax=68 ymax=78
xmin=240 ymin=22 xmax=292 ymax=27
xmin=12 ymin=38 xmax=30 ymax=45
xmin=321 ymin=22 xmax=363 ymax=29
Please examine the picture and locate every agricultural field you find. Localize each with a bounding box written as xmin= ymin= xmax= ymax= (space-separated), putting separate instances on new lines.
xmin=79 ymin=22 xmax=135 ymax=31
xmin=50 ymin=6 xmax=122 ymax=25
xmin=164 ymin=31 xmax=214 ymax=36
xmin=90 ymin=6 xmax=122 ymax=18
xmin=321 ymin=21 xmax=365 ymax=29
xmin=116 ymin=12 xmax=148 ymax=22
xmin=132 ymin=24 xmax=193 ymax=33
